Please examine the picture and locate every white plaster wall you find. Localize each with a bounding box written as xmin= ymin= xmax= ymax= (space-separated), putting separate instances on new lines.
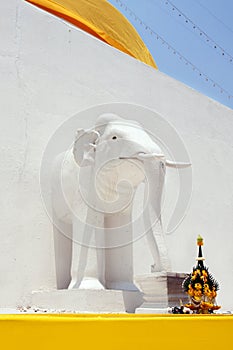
xmin=1 ymin=0 xmax=233 ymax=309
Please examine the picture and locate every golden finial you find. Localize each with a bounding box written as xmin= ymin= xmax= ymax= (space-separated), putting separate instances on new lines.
xmin=197 ymin=235 xmax=203 ymax=246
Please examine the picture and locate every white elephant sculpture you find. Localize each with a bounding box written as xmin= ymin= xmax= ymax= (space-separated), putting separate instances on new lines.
xmin=52 ymin=113 xmax=190 ymax=291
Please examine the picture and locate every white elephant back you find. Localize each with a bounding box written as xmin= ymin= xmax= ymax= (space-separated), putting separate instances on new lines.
xmin=52 ymin=150 xmax=87 ymax=224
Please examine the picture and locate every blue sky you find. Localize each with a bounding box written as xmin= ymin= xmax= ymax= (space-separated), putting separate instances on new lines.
xmin=108 ymin=0 xmax=233 ymax=110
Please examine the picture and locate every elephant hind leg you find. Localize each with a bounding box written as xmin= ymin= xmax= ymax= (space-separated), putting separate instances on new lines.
xmin=53 ymin=217 xmax=72 ymax=289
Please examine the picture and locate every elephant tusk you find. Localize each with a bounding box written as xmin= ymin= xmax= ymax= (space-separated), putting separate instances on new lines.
xmin=136 ymin=152 xmax=165 ymax=160
xmin=165 ymin=160 xmax=191 ymax=168
xmin=119 ymin=152 xmax=165 ymax=160
xmin=119 ymin=153 xmax=191 ymax=168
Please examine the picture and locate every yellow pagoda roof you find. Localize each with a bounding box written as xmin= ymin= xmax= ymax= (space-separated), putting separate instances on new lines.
xmin=25 ymin=0 xmax=157 ymax=69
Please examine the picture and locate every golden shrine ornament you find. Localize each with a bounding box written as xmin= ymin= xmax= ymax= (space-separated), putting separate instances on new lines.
xmin=182 ymin=235 xmax=221 ymax=314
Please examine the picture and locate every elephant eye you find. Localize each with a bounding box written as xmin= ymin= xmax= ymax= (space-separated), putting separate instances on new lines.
xmin=112 ymin=136 xmax=117 ymax=140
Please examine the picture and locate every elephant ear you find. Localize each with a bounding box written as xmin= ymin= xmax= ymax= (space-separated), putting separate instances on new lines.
xmin=73 ymin=128 xmax=99 ymax=167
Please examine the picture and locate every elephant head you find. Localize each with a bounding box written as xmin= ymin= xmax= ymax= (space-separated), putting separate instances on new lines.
xmin=73 ymin=113 xmax=191 ymax=218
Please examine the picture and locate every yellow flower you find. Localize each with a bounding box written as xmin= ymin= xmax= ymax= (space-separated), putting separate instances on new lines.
xmin=212 ymin=305 xmax=221 ymax=310
xmin=194 ymin=283 xmax=202 ymax=290
xmin=192 ymin=269 xmax=201 ymax=280
xmin=194 ymin=290 xmax=202 ymax=298
xmin=200 ymin=301 xmax=213 ymax=310
xmin=194 ymin=295 xmax=202 ymax=301
xmin=212 ymin=290 xmax=217 ymax=298
xmin=201 ymin=276 xmax=207 ymax=283
xmin=202 ymin=270 xmax=208 ymax=277
xmin=188 ymin=288 xmax=194 ymax=296
xmin=185 ymin=303 xmax=196 ymax=311
xmin=200 ymin=270 xmax=208 ymax=283
xmin=205 ymin=291 xmax=211 ymax=298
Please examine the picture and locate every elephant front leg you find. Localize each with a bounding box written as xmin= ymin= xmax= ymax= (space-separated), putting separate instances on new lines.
xmin=68 ymin=216 xmax=86 ymax=289
xmin=104 ymin=209 xmax=139 ymax=291
xmin=143 ymin=203 xmax=163 ymax=272
xmin=68 ymin=213 xmax=105 ymax=290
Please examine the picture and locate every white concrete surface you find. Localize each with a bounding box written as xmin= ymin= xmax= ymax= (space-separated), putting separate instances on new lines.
xmin=1 ymin=0 xmax=233 ymax=310
xmin=31 ymin=289 xmax=143 ymax=313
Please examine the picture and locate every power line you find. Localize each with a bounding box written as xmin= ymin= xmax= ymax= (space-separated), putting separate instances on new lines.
xmin=194 ymin=0 xmax=233 ymax=36
xmin=113 ymin=0 xmax=232 ymax=99
xmin=164 ymin=0 xmax=233 ymax=65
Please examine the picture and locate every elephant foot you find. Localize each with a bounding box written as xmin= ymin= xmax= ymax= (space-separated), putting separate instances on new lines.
xmin=68 ymin=278 xmax=80 ymax=289
xmin=79 ymin=277 xmax=105 ymax=290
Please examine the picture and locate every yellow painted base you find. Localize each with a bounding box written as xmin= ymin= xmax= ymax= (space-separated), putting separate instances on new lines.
xmin=0 ymin=314 xmax=232 ymax=349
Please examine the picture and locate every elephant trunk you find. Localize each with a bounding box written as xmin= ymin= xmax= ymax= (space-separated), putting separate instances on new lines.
xmin=143 ymin=159 xmax=171 ymax=272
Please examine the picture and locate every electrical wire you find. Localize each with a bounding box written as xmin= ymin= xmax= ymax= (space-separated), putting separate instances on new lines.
xmin=164 ymin=0 xmax=233 ymax=65
xmin=194 ymin=0 xmax=233 ymax=36
xmin=113 ymin=0 xmax=232 ymax=99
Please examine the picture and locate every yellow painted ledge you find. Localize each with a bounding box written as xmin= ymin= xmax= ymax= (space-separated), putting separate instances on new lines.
xmin=0 ymin=314 xmax=232 ymax=349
